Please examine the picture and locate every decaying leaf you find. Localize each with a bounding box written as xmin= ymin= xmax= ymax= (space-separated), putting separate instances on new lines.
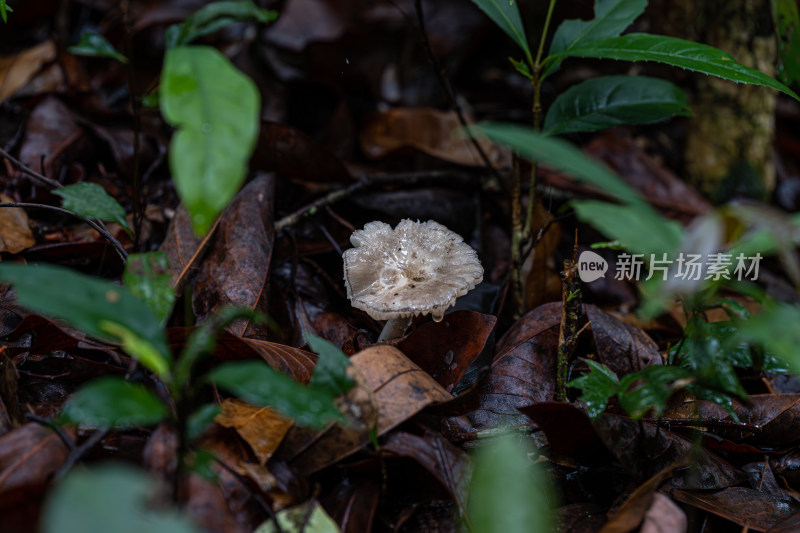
xmin=216 ymin=398 xmax=294 ymax=465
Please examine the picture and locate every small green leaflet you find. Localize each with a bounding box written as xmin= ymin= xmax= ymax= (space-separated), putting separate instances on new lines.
xmin=471 ymin=0 xmax=532 ymax=64
xmin=567 ymin=359 xmax=619 ymax=419
xmin=166 ymin=1 xmax=278 ymax=48
xmin=0 ymin=0 xmax=13 ymax=24
xmin=543 ymin=75 xmax=691 ymax=136
xmin=545 ymin=33 xmax=800 ymax=102
xmin=53 ymin=183 xmax=131 ymax=236
xmin=160 ymin=46 xmax=260 ymax=235
xmin=59 ymin=377 xmax=168 ymax=428
xmin=306 ymin=333 xmax=355 ymax=398
xmin=545 ymin=0 xmax=646 ymax=78
xmin=68 ymin=32 xmax=127 ymax=63
xmin=123 ymin=252 xmax=175 ymax=323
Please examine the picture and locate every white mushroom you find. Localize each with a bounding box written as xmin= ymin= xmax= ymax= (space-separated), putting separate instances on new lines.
xmin=343 ymin=219 xmax=484 ymax=342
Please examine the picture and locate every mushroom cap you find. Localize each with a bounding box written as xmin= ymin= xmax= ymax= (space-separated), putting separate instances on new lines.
xmin=343 ymin=219 xmax=484 ymax=321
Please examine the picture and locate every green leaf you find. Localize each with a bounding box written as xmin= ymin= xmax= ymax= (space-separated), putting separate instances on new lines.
xmin=567 ymin=360 xmax=619 ymax=419
xmin=0 ymin=0 xmax=12 ymax=24
xmin=471 ymin=0 xmax=532 ymax=63
xmin=543 ymin=75 xmax=690 ymax=135
xmin=160 ymin=46 xmax=260 ymax=235
xmin=468 ymin=435 xmax=554 ymax=533
xmin=572 ymin=200 xmax=683 ymax=256
xmin=99 ymin=321 xmax=171 ymax=380
xmin=0 ymin=263 xmax=170 ymax=368
xmin=60 ymin=377 xmax=168 ymax=428
xmin=166 ymin=1 xmax=278 ymax=48
xmin=546 ymin=0 xmax=646 ymax=77
xmin=546 ymin=33 xmax=800 ymax=102
xmin=508 ymin=57 xmax=533 ymax=79
xmin=306 ymin=334 xmax=355 ymax=398
xmin=68 ymin=32 xmax=128 ymax=63
xmin=617 ymin=365 xmax=692 ymax=419
xmin=207 ymin=361 xmax=344 ymax=428
xmin=472 ymin=122 xmax=641 ymax=204
xmin=773 ymin=0 xmax=800 ymax=86
xmin=42 ymin=464 xmax=200 ymax=533
xmin=124 ymin=252 xmax=175 ymax=324
xmin=53 ymin=183 xmax=130 ymax=236
xmin=255 ymin=501 xmax=341 ymax=533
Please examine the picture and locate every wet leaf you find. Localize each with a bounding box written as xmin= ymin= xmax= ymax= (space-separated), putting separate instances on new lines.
xmin=398 ymin=310 xmax=497 ymax=392
xmin=68 ymin=32 xmax=127 ymax=63
xmin=567 ymin=359 xmax=620 ymax=419
xmin=160 ymin=205 xmax=211 ymax=293
xmin=41 ymin=464 xmax=200 ymax=533
xmin=671 ymin=487 xmax=797 ymax=531
xmin=215 ymin=398 xmax=293 ymax=464
xmin=192 ymin=175 xmax=275 ymax=338
xmin=18 ymin=97 xmax=84 ymax=178
xmin=321 ymin=477 xmax=380 ymax=533
xmin=617 ymin=365 xmax=693 ymax=418
xmin=160 ymin=45 xmax=260 ymax=234
xmin=520 ymin=402 xmax=612 ymax=465
xmin=60 ymin=377 xmax=168 ymax=428
xmin=587 ymin=305 xmax=664 ymax=375
xmin=307 ymin=334 xmax=354 ymax=398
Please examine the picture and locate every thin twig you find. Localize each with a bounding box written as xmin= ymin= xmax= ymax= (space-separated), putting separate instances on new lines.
xmin=274 ymin=170 xmax=478 ymax=232
xmin=54 ymin=429 xmax=110 ymax=482
xmin=25 ymin=413 xmax=75 ymax=450
xmin=0 ymin=147 xmax=63 ymax=189
xmin=412 ymin=0 xmax=505 ymax=190
xmin=0 ymin=203 xmax=128 ymax=261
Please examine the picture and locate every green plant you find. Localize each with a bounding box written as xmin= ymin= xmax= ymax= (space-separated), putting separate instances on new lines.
xmin=471 ymin=0 xmax=800 ymax=419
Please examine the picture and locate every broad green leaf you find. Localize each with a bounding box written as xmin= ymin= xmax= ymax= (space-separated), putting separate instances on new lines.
xmin=472 ymin=122 xmax=641 ymax=204
xmin=124 ymin=252 xmax=175 ymax=323
xmin=468 ymin=435 xmax=553 ymax=533
xmin=617 ymin=365 xmax=692 ymax=419
xmin=543 ymin=75 xmax=690 ymax=135
xmin=53 ymin=183 xmax=130 ymax=235
xmin=0 ymin=263 xmax=169 ymax=365
xmin=255 ymin=501 xmax=341 ymax=533
xmin=546 ymin=33 xmax=800 ymax=102
xmin=42 ymin=464 xmax=200 ymax=533
xmin=207 ymin=361 xmax=344 ymax=428
xmin=99 ymin=321 xmax=171 ymax=380
xmin=68 ymin=32 xmax=128 ymax=63
xmin=60 ymin=377 xmax=168 ymax=428
xmin=166 ymin=1 xmax=278 ymax=48
xmin=545 ymin=0 xmax=646 ymax=77
xmin=773 ymin=0 xmax=800 ymax=85
xmin=471 ymin=0 xmax=531 ymax=63
xmin=572 ymin=200 xmax=683 ymax=256
xmin=568 ymin=360 xmax=619 ymax=419
xmin=306 ymin=334 xmax=354 ymax=398
xmin=160 ymin=46 xmax=260 ymax=235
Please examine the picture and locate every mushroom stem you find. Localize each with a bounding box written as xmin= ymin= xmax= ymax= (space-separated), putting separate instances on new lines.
xmin=377 ymin=316 xmax=413 ymax=342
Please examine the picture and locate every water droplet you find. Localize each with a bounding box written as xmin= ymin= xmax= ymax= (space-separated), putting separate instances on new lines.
xmin=432 ymin=312 xmax=444 ymax=322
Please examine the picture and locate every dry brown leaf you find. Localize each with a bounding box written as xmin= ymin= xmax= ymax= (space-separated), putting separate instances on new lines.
xmin=216 ymin=398 xmax=293 ymax=465
xmin=0 ymin=194 xmax=35 ymax=254
xmin=0 ymin=41 xmax=56 ymax=102
xmin=360 ymin=108 xmax=508 ymax=167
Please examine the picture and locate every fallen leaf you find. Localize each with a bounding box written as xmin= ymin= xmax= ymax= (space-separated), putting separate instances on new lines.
xmin=587 ymin=305 xmax=664 ymax=376
xmin=192 ymin=174 xmax=276 ymax=339
xmin=0 ymin=194 xmax=35 ymax=254
xmin=216 ymin=398 xmax=293 ymax=465
xmin=640 ymin=493 xmax=687 ymax=533
xmin=671 ymin=487 xmax=797 ymax=532
xmin=398 ymin=310 xmax=496 ymax=392
xmin=18 ymin=96 xmax=85 ymax=180
xmin=360 ymin=108 xmax=508 ymax=167
xmin=320 ymin=476 xmax=380 ymax=533
xmin=0 ymin=41 xmax=57 ymax=102
xmin=160 ymin=204 xmax=212 ymax=293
